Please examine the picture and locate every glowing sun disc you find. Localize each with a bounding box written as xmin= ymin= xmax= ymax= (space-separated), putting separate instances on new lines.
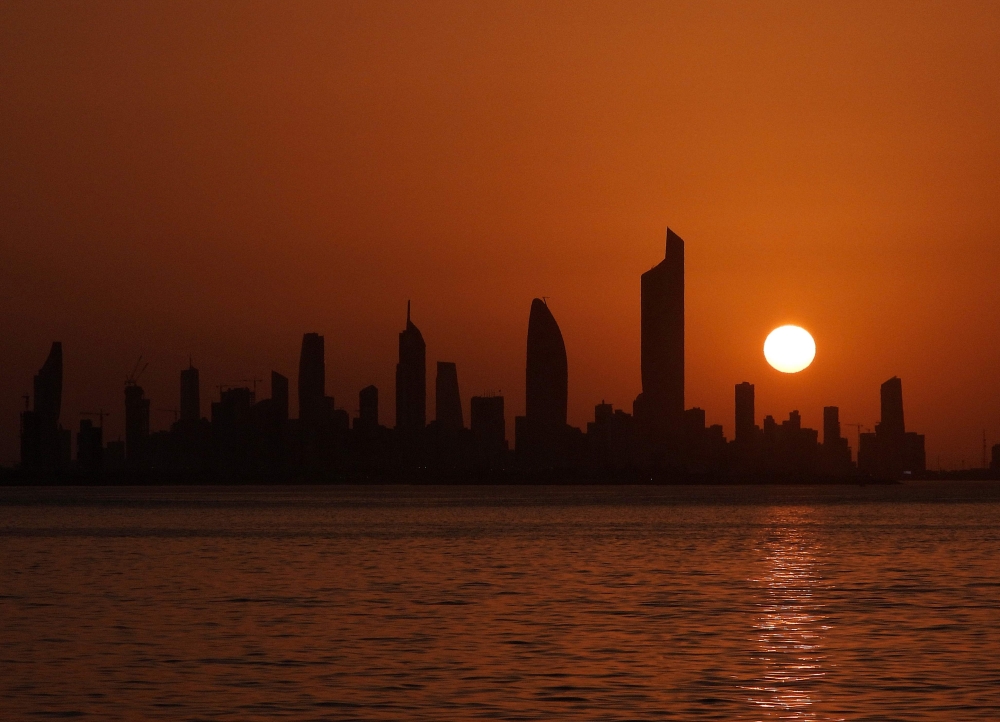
xmin=764 ymin=325 xmax=816 ymax=373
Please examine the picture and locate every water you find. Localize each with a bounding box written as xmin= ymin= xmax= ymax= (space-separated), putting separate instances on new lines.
xmin=1 ymin=482 xmax=999 ymax=720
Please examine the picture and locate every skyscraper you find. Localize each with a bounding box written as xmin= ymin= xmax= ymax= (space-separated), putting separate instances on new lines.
xmin=124 ymin=383 xmax=150 ymax=467
xmin=515 ymin=298 xmax=569 ymax=466
xmin=823 ymin=406 xmax=841 ymax=447
xmin=180 ymin=363 xmax=200 ymax=422
xmin=880 ymin=377 xmax=905 ymax=437
xmin=525 ymin=298 xmax=567 ymax=431
xmin=735 ymin=382 xmax=755 ymax=444
xmin=640 ymin=228 xmax=684 ymax=452
xmin=33 ymin=341 xmax=63 ymax=429
xmin=21 ymin=342 xmax=67 ymax=470
xmin=396 ymin=302 xmax=426 ymax=431
xmin=358 ymin=385 xmax=379 ymax=428
xmin=298 ymin=333 xmax=325 ymax=424
xmin=435 ymin=361 xmax=463 ymax=430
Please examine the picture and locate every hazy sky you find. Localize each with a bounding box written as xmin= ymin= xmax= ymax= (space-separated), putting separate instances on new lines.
xmin=2 ymin=1 xmax=999 ymax=466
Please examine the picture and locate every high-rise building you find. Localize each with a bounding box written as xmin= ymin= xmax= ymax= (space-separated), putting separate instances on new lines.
xmin=735 ymin=382 xmax=756 ymax=444
xmin=823 ymin=406 xmax=841 ymax=447
xmin=640 ymin=228 xmax=685 ymax=451
xmin=124 ymin=383 xmax=150 ymax=466
xmin=525 ymin=298 xmax=567 ymax=431
xmin=859 ymin=376 xmax=925 ymax=478
xmin=271 ymin=371 xmax=289 ymax=423
xmin=33 ymin=342 xmax=63 ymax=429
xmin=180 ymin=363 xmax=200 ymax=422
xmin=358 ymin=385 xmax=379 ymax=428
xmin=880 ymin=377 xmax=905 ymax=437
xmin=298 ymin=333 xmax=325 ymax=424
xmin=395 ymin=302 xmax=426 ymax=431
xmin=76 ymin=418 xmax=103 ymax=473
xmin=435 ymin=362 xmax=463 ymax=430
xmin=21 ymin=342 xmax=68 ymax=470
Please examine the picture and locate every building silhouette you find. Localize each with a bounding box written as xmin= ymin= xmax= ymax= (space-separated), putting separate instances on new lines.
xmin=180 ymin=363 xmax=200 ymax=422
xmin=515 ymin=298 xmax=570 ymax=466
xmin=821 ymin=405 xmax=852 ymax=474
xmin=271 ymin=372 xmax=289 ymax=424
xmin=124 ymin=382 xmax=150 ymax=468
xmin=735 ymin=382 xmax=757 ymax=444
xmin=435 ymin=362 xmax=463 ymax=431
xmin=395 ymin=302 xmax=426 ymax=431
xmin=20 ymin=342 xmax=69 ymax=471
xmin=471 ymin=394 xmax=506 ymax=464
xmin=639 ymin=228 xmax=685 ymax=459
xmin=858 ymin=377 xmax=925 ymax=478
xmin=298 ymin=333 xmax=328 ymax=424
xmin=357 ymin=385 xmax=379 ymax=429
xmin=76 ymin=419 xmax=103 ymax=473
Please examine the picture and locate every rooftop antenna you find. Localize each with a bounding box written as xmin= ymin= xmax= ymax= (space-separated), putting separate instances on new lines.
xmin=542 ymin=296 xmax=550 ymax=306
xmin=125 ymin=356 xmax=148 ymax=386
xmin=407 ymin=300 xmax=411 ymax=323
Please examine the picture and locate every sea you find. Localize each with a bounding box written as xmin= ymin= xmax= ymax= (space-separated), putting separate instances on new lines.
xmin=1 ymin=481 xmax=999 ymax=721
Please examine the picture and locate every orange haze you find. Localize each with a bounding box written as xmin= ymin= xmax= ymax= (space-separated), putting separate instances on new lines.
xmin=2 ymin=1 xmax=999 ymax=467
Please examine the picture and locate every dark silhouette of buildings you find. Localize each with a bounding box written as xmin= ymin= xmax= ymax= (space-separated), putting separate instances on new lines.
xmin=821 ymin=406 xmax=852 ymax=474
xmin=515 ymin=298 xmax=571 ymax=467
xmin=298 ymin=333 xmax=329 ymax=424
xmin=8 ymin=229 xmax=949 ymax=483
xmin=638 ymin=228 xmax=685 ymax=460
xmin=396 ymin=302 xmax=426 ymax=431
xmin=124 ymin=382 xmax=150 ymax=468
xmin=435 ymin=362 xmax=463 ymax=431
xmin=271 ymin=372 xmax=289 ymax=424
xmin=471 ymin=394 xmax=506 ymax=465
xmin=735 ymin=382 xmax=757 ymax=444
xmin=180 ymin=363 xmax=200 ymax=422
xmin=20 ymin=342 xmax=70 ymax=471
xmin=76 ymin=419 xmax=103 ymax=473
xmin=858 ymin=377 xmax=926 ymax=478
xmin=357 ymin=385 xmax=379 ymax=430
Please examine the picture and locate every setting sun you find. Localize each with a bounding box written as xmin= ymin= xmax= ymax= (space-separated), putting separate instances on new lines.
xmin=764 ymin=325 xmax=816 ymax=374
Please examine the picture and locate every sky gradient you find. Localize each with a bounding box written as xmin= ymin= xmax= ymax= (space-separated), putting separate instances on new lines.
xmin=2 ymin=1 xmax=999 ymax=466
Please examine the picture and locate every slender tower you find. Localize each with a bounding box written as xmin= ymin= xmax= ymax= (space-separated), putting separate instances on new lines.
xmin=298 ymin=333 xmax=325 ymax=424
xmin=640 ymin=228 xmax=685 ymax=453
xmin=435 ymin=361 xmax=463 ymax=430
xmin=396 ymin=302 xmax=426 ymax=430
xmin=525 ymin=298 xmax=568 ymax=432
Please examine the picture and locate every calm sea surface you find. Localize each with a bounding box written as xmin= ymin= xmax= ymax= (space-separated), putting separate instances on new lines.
xmin=1 ymin=482 xmax=999 ymax=720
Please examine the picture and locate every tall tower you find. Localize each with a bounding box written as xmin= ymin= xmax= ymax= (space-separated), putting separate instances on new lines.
xmin=298 ymin=333 xmax=325 ymax=423
xmin=396 ymin=302 xmax=426 ymax=430
xmin=735 ymin=382 xmax=755 ymax=443
xmin=880 ymin=377 xmax=905 ymax=437
xmin=271 ymin=371 xmax=289 ymax=423
xmin=180 ymin=363 xmax=200 ymax=422
xmin=435 ymin=361 xmax=463 ymax=430
xmin=641 ymin=228 xmax=685 ymax=450
xmin=823 ymin=406 xmax=842 ymax=446
xmin=33 ymin=342 xmax=63 ymax=429
xmin=525 ymin=298 xmax=568 ymax=431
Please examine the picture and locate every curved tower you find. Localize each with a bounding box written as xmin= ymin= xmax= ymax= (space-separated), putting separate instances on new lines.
xmin=525 ymin=298 xmax=567 ymax=431
xmin=640 ymin=228 xmax=684 ymax=452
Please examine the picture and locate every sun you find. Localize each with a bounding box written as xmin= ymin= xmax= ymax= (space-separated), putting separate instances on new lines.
xmin=764 ymin=325 xmax=816 ymax=373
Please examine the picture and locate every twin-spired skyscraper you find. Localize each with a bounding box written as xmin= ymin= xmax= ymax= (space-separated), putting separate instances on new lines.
xmin=639 ymin=228 xmax=685 ymax=456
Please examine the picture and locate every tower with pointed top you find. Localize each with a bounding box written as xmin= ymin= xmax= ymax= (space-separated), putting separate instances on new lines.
xmin=396 ymin=302 xmax=426 ymax=431
xmin=640 ymin=228 xmax=685 ymax=458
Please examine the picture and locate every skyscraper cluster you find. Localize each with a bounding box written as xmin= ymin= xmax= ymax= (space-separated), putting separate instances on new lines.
xmin=15 ymin=228 xmax=927 ymax=481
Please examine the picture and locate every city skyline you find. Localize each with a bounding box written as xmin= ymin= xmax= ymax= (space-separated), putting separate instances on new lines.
xmin=3 ymin=3 xmax=1000 ymax=468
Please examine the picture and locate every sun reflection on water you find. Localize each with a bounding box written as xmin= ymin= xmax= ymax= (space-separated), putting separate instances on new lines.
xmin=744 ymin=510 xmax=842 ymax=721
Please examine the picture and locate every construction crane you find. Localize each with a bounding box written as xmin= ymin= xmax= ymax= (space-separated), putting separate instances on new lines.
xmin=81 ymin=410 xmax=111 ymax=427
xmin=845 ymin=423 xmax=869 ymax=462
xmin=241 ymin=377 xmax=263 ymax=404
xmin=125 ymin=356 xmax=148 ymax=386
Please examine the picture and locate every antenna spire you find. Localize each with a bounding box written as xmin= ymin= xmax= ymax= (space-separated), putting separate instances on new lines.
xmin=407 ymin=300 xmax=411 ymax=324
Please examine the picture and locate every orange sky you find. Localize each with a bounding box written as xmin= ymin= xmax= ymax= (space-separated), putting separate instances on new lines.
xmin=2 ymin=1 xmax=999 ymax=467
